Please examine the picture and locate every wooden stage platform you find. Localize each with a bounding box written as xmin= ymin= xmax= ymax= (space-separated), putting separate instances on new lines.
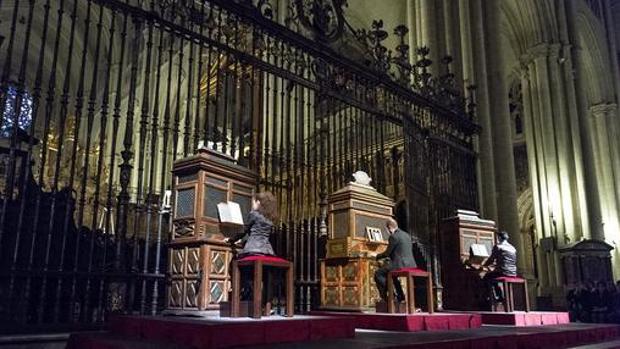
xmin=478 ymin=311 xmax=571 ymax=326
xmin=311 ymin=310 xmax=481 ymax=332
xmin=66 ymin=313 xmax=620 ymax=349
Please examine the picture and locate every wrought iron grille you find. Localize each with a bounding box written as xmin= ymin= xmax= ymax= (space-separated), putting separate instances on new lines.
xmin=0 ymin=0 xmax=477 ymax=333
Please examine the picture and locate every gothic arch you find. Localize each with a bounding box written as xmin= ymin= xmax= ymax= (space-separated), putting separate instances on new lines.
xmin=517 ymin=187 xmax=535 ymax=234
xmin=517 ymin=187 xmax=537 ymax=277
xmin=500 ymin=0 xmax=560 ymax=58
xmin=575 ymin=4 xmax=615 ymax=104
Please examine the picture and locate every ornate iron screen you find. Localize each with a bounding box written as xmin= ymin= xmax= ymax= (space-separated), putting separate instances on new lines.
xmin=0 ymin=0 xmax=477 ymax=332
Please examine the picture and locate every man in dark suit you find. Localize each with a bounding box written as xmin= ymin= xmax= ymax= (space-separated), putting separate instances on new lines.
xmin=374 ymin=218 xmax=417 ymax=302
xmin=482 ymin=230 xmax=517 ymax=301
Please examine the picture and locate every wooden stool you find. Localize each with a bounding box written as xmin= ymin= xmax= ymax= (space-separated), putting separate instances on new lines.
xmin=387 ymin=267 xmax=434 ymax=314
xmin=231 ymin=255 xmax=294 ymax=319
xmin=495 ymin=276 xmax=530 ymax=312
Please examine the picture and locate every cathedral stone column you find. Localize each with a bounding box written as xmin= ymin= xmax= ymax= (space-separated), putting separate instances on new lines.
xmin=442 ymin=0 xmax=461 ymax=84
xmin=590 ymin=103 xmax=620 ymax=241
xmin=520 ymin=67 xmax=545 ymax=272
xmin=518 ymin=42 xmax=590 ymax=293
xmin=419 ymin=0 xmax=438 ymax=74
xmin=483 ymin=0 xmax=525 ymax=272
xmin=406 ymin=0 xmax=418 ymax=67
xmin=563 ymin=0 xmax=604 ymax=242
xmin=469 ymin=0 xmax=497 ymax=221
xmin=603 ymin=0 xmax=620 ymax=127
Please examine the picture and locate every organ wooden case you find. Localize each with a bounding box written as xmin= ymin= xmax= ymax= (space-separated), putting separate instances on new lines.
xmin=320 ymin=173 xmax=392 ymax=311
xmin=440 ymin=210 xmax=497 ymax=311
xmin=166 ymin=147 xmax=257 ymax=314
xmin=560 ymin=239 xmax=614 ymax=289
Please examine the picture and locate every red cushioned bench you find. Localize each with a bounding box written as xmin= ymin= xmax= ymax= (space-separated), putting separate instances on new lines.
xmin=495 ymin=276 xmax=530 ymax=312
xmin=387 ymin=267 xmax=434 ymax=314
xmin=231 ymin=255 xmax=294 ymax=319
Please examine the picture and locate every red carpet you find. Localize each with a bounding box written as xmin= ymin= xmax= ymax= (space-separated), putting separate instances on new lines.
xmin=393 ymin=324 xmax=620 ymax=349
xmin=66 ymin=315 xmax=355 ymax=349
xmin=479 ymin=311 xmax=570 ymax=326
xmin=310 ymin=311 xmax=481 ymax=331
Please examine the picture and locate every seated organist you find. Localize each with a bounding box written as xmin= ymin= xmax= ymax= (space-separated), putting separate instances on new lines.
xmin=225 ymin=191 xmax=278 ymax=257
xmin=374 ymin=218 xmax=417 ymax=302
xmin=480 ymin=231 xmax=517 ymax=302
xmin=224 ymin=192 xmax=278 ymax=300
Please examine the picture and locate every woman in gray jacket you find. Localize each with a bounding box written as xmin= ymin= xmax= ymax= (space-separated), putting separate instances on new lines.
xmin=227 ymin=192 xmax=279 ymax=303
xmin=229 ymin=191 xmax=278 ymax=257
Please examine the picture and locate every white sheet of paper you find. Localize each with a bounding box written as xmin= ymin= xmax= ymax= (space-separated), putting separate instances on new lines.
xmin=217 ymin=202 xmax=231 ymax=223
xmin=217 ymin=201 xmax=244 ymax=225
xmin=227 ymin=201 xmax=244 ymax=225
xmin=470 ymin=243 xmax=489 ymax=257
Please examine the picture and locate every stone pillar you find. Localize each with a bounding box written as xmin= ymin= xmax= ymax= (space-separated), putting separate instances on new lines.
xmin=459 ymin=0 xmax=484 ymax=214
xmin=406 ymin=0 xmax=418 ymax=67
xmin=483 ymin=0 xmax=524 ymax=272
xmin=518 ymin=42 xmax=595 ymax=293
xmin=520 ymin=68 xmax=545 ymax=261
xmin=603 ymin=1 xmax=620 ymax=201
xmin=590 ymin=103 xmax=620 ymax=240
xmin=603 ymin=0 xmax=620 ymax=113
xmin=442 ymin=0 xmax=461 ymax=84
xmin=563 ymin=0 xmax=604 ymax=241
xmin=470 ymin=0 xmax=497 ymax=221
xmin=419 ymin=0 xmax=438 ymax=74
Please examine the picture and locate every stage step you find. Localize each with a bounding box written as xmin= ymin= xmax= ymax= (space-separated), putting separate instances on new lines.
xmin=569 ymin=339 xmax=620 ymax=349
xmin=479 ymin=311 xmax=571 ymax=326
xmin=66 ymin=315 xmax=355 ymax=349
xmin=311 ymin=311 xmax=481 ymax=332
xmin=68 ymin=332 xmax=188 ymax=349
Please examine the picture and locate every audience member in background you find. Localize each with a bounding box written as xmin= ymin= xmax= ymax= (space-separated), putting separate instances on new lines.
xmin=568 ymin=280 xmax=620 ymax=323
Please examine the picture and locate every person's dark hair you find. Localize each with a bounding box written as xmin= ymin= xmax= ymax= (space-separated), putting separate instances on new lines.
xmin=498 ymin=231 xmax=509 ymax=241
xmin=386 ymin=217 xmax=398 ymax=230
xmin=256 ymin=191 xmax=278 ymax=222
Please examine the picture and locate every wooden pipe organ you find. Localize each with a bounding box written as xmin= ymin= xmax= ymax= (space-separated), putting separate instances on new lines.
xmin=320 ymin=172 xmax=393 ymax=311
xmin=166 ymin=148 xmax=256 ymax=314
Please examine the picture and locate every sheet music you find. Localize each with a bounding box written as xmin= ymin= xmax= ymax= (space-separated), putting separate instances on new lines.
xmin=470 ymin=243 xmax=489 ymax=257
xmin=373 ymin=230 xmax=384 ymax=242
xmin=365 ymin=226 xmax=383 ymax=242
xmin=228 ymin=201 xmax=244 ymax=225
xmin=217 ymin=201 xmax=244 ymax=225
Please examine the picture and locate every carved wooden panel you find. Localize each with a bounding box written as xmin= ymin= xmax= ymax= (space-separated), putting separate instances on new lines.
xmin=169 ymin=280 xmax=183 ymax=308
xmin=320 ymin=257 xmax=377 ymax=311
xmin=210 ymin=250 xmax=228 ymax=276
xmin=342 ymin=262 xmax=358 ymax=282
xmin=324 ymin=287 xmax=339 ymax=306
xmin=209 ymin=280 xmax=225 ymax=304
xmin=187 ymin=247 xmax=201 ymax=276
xmin=185 ymin=280 xmax=200 ymax=308
xmin=171 ymin=248 xmax=185 ymax=275
xmin=342 ymin=287 xmax=360 ymax=307
xmin=325 ymin=265 xmax=339 ymax=282
xmin=173 ymin=219 xmax=195 ymax=238
xmin=368 ymin=261 xmax=380 ymax=304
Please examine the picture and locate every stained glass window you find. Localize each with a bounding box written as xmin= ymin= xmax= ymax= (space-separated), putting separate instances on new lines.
xmin=1 ymin=85 xmax=33 ymax=138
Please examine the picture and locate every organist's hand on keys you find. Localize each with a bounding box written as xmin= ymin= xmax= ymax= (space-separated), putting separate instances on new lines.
xmin=223 ymin=237 xmax=243 ymax=248
xmin=463 ymin=257 xmax=492 ymax=278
